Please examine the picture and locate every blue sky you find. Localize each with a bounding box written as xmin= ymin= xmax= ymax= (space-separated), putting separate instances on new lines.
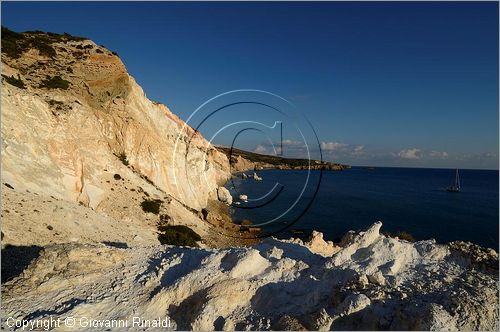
xmin=2 ymin=2 xmax=498 ymax=169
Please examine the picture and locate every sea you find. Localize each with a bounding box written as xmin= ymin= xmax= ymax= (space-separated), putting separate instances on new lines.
xmin=226 ymin=167 xmax=499 ymax=249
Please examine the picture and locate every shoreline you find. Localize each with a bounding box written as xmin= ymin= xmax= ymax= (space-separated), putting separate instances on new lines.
xmin=216 ymin=145 xmax=350 ymax=172
xmin=221 ymin=168 xmax=499 ymax=251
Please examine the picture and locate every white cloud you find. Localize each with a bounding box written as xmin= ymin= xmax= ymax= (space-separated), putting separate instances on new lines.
xmin=397 ymin=148 xmax=422 ymax=160
xmin=281 ymin=139 xmax=303 ymax=147
xmin=253 ymin=140 xmax=305 ymax=156
xmin=351 ymin=145 xmax=366 ymax=156
xmin=320 ymin=141 xmax=348 ymax=152
xmin=429 ymin=150 xmax=449 ymax=159
xmin=396 ymin=148 xmax=451 ymax=161
xmin=354 ymin=145 xmax=364 ymax=152
xmin=458 ymin=152 xmax=498 ymax=161
xmin=318 ymin=142 xmax=369 ymax=160
xmin=253 ymin=144 xmax=269 ymax=154
xmin=249 ymin=140 xmax=497 ymax=168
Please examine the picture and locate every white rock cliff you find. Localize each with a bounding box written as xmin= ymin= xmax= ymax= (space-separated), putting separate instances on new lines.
xmin=1 ymin=30 xmax=230 ymax=247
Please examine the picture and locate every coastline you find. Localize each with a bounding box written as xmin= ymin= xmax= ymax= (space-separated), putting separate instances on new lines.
xmin=214 ymin=144 xmax=349 ymax=245
xmin=215 ymin=145 xmax=350 ymax=172
xmin=1 ymin=28 xmax=498 ymax=331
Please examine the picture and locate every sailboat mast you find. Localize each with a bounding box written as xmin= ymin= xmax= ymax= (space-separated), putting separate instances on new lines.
xmin=456 ymin=169 xmax=460 ymax=189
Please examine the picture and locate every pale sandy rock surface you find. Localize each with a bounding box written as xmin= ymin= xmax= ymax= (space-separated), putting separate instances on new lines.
xmin=1 ymin=185 xmax=158 ymax=248
xmin=2 ymin=223 xmax=498 ymax=331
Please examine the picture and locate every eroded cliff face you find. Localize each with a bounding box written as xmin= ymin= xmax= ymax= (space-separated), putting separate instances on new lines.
xmin=1 ymin=30 xmax=230 ymax=246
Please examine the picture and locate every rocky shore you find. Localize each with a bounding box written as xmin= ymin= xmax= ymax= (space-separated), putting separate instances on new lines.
xmin=2 ymin=222 xmax=498 ymax=331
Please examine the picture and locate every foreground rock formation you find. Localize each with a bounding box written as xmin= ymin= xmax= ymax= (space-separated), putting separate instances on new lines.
xmin=2 ymin=222 xmax=498 ymax=331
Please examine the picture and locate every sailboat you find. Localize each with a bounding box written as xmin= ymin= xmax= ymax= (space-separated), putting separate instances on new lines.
xmin=447 ymin=169 xmax=461 ymax=192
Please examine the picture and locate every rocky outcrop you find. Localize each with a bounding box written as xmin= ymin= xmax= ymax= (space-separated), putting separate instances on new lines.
xmin=252 ymin=172 xmax=263 ymax=181
xmin=1 ymin=29 xmax=230 ymax=247
xmin=304 ymin=230 xmax=340 ymax=256
xmin=2 ymin=222 xmax=497 ymax=331
xmin=217 ymin=187 xmax=233 ymax=205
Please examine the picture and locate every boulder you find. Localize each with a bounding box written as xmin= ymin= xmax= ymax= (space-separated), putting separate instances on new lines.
xmin=339 ymin=294 xmax=371 ymax=315
xmin=367 ymin=271 xmax=386 ymax=286
xmin=304 ymin=230 xmax=340 ymax=256
xmin=217 ymin=187 xmax=233 ymax=205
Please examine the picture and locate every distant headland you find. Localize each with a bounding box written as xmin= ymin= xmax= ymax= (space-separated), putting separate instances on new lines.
xmin=215 ymin=145 xmax=350 ymax=172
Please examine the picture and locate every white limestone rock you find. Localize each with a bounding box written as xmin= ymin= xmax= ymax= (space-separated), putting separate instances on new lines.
xmin=2 ymin=222 xmax=498 ymax=331
xmin=217 ymin=187 xmax=233 ymax=205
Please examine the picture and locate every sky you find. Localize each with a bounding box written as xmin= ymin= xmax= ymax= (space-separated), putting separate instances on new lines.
xmin=2 ymin=1 xmax=499 ymax=169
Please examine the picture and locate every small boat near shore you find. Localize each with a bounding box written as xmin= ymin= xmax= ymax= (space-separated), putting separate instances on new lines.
xmin=447 ymin=169 xmax=461 ymax=192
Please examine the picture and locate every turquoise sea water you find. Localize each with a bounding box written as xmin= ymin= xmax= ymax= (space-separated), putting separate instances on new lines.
xmin=227 ymin=167 xmax=499 ymax=249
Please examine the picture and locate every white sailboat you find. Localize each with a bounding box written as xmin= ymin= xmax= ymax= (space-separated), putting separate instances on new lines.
xmin=447 ymin=169 xmax=461 ymax=192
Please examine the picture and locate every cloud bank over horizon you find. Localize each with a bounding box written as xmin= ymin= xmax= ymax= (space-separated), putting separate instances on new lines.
xmin=249 ymin=140 xmax=498 ymax=170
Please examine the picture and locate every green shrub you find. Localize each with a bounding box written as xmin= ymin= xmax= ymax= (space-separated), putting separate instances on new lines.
xmin=158 ymin=225 xmax=201 ymax=247
xmin=395 ymin=231 xmax=415 ymax=242
xmin=47 ymin=99 xmax=64 ymax=107
xmin=30 ymin=37 xmax=57 ymax=57
xmin=2 ymin=74 xmax=25 ymax=89
xmin=62 ymin=32 xmax=87 ymax=41
xmin=141 ymin=199 xmax=162 ymax=214
xmin=1 ymin=26 xmax=87 ymax=59
xmin=116 ymin=152 xmax=129 ymax=166
xmin=1 ymin=26 xmax=56 ymax=58
xmin=39 ymin=75 xmax=70 ymax=90
xmin=241 ymin=219 xmax=253 ymax=226
xmin=383 ymin=230 xmax=416 ymax=242
xmin=1 ymin=26 xmax=24 ymax=58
